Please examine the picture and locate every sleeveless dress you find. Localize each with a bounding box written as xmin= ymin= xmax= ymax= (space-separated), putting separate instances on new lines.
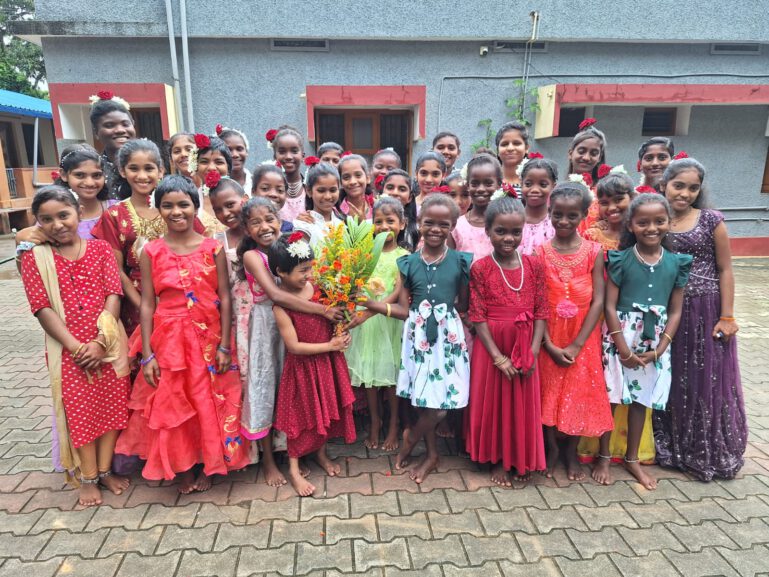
xmin=518 ymin=218 xmax=555 ymax=256
xmin=397 ymin=250 xmax=472 ymax=409
xmin=241 ymin=249 xmax=285 ymax=441
xmin=345 ymin=247 xmax=408 ymax=387
xmin=577 ymin=225 xmax=656 ymax=464
xmin=451 ymin=216 xmax=493 ymax=262
xmin=603 ymin=248 xmax=692 ymax=409
xmin=538 ymin=240 xmax=614 ymax=437
xmin=654 ymin=209 xmax=747 ymax=480
xmin=465 ymin=254 xmax=549 ymax=473
xmin=273 ymin=308 xmax=356 ymax=457
xmin=115 ymin=238 xmax=248 ymax=479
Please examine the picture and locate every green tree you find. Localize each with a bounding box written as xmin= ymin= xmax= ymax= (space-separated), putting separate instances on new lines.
xmin=0 ymin=0 xmax=46 ymax=98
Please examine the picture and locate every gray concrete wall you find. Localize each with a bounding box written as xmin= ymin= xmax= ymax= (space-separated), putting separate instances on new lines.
xmin=39 ymin=33 xmax=769 ymax=237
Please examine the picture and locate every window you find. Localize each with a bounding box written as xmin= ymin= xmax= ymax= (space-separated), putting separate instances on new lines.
xmin=315 ymin=109 xmax=411 ymax=166
xmin=558 ymin=107 xmax=585 ymax=138
xmin=642 ymin=108 xmax=677 ymax=136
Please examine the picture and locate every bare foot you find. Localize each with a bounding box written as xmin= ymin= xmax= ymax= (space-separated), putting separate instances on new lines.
xmin=591 ymin=457 xmax=612 ymax=485
xmin=287 ymin=467 xmax=316 ymax=497
xmin=315 ymin=449 xmax=342 ymax=476
xmin=491 ymin=463 xmax=512 ymax=487
xmin=263 ymin=460 xmax=287 ymax=487
xmin=544 ymin=445 xmax=559 ymax=479
xmin=513 ymin=470 xmax=532 ymax=483
xmin=566 ymin=453 xmax=586 ymax=481
xmin=364 ymin=416 xmax=381 ymax=449
xmin=381 ymin=428 xmax=400 ymax=452
xmin=436 ymin=420 xmax=454 ymax=439
xmin=178 ymin=470 xmax=196 ymax=494
xmin=410 ymin=454 xmax=438 ymax=484
xmin=625 ymin=459 xmax=657 ymax=490
xmin=299 ymin=460 xmax=311 ymax=478
xmin=193 ymin=472 xmax=212 ymax=492
xmin=99 ymin=471 xmax=130 ymax=495
xmin=395 ymin=428 xmax=415 ymax=470
xmin=78 ymin=481 xmax=102 ymax=507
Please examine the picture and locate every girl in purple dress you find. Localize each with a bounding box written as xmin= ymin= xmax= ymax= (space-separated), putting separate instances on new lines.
xmin=653 ymin=158 xmax=747 ymax=481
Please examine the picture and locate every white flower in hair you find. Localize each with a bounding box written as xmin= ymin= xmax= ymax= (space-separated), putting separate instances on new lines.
xmin=88 ymin=90 xmax=131 ymax=110
xmin=287 ymin=239 xmax=311 ymax=259
xmin=568 ymin=173 xmax=589 ymax=187
xmin=459 ymin=162 xmax=468 ymax=182
xmin=490 ymin=188 xmax=506 ymax=201
xmin=515 ymin=157 xmax=530 ymax=177
xmin=609 ymin=164 xmax=627 ymax=175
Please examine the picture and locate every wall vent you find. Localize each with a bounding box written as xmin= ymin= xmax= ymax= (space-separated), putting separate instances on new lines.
xmin=710 ymin=43 xmax=761 ymax=55
xmin=494 ymin=41 xmax=547 ymax=53
xmin=271 ymin=39 xmax=329 ymax=52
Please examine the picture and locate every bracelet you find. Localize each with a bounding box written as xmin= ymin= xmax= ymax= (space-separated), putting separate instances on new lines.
xmin=72 ymin=343 xmax=85 ymax=358
xmin=654 ymin=349 xmax=658 ymax=363
xmin=620 ymin=350 xmax=634 ymax=362
xmin=92 ymin=339 xmax=107 ymax=350
xmin=139 ymin=353 xmax=155 ymax=367
xmin=608 ymin=330 xmax=622 ymax=336
xmin=661 ymin=332 xmax=673 ymax=344
xmin=217 ymin=345 xmax=231 ymax=355
xmin=719 ymin=316 xmax=735 ymax=321
xmin=386 ymin=303 xmax=391 ymax=318
xmin=493 ymin=356 xmax=509 ymax=367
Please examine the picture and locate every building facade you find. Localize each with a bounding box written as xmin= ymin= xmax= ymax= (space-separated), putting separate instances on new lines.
xmin=13 ymin=0 xmax=769 ymax=250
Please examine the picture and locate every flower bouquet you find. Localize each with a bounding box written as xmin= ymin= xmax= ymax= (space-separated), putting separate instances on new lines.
xmin=313 ymin=216 xmax=388 ymax=332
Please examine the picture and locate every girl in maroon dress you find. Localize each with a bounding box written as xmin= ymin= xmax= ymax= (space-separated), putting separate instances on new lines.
xmin=465 ymin=197 xmax=548 ymax=486
xmin=21 ymin=186 xmax=130 ymax=507
xmin=115 ymin=175 xmax=248 ymax=493
xmin=269 ymin=233 xmax=356 ymax=497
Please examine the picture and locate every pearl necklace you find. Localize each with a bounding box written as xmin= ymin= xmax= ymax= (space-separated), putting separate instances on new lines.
xmin=633 ymin=244 xmax=664 ymax=272
xmin=419 ymin=246 xmax=448 ymax=294
xmin=491 ymin=251 xmax=524 ymax=292
xmin=287 ymin=179 xmax=303 ymax=198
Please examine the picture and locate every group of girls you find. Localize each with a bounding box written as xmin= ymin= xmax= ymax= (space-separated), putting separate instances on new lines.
xmin=16 ymin=93 xmax=746 ymax=506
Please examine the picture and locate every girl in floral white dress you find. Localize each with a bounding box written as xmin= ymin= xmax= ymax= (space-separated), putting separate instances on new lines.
xmin=363 ymin=194 xmax=472 ymax=485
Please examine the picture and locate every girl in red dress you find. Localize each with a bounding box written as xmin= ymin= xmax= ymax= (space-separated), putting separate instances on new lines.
xmin=21 ymin=186 xmax=130 ymax=507
xmin=537 ymin=182 xmax=614 ymax=481
xmin=465 ymin=197 xmax=549 ymax=486
xmin=115 ymin=175 xmax=248 ymax=493
xmin=269 ymin=233 xmax=356 ymax=497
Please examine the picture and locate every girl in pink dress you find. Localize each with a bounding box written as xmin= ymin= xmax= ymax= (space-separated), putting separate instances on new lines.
xmin=518 ymin=158 xmax=557 ymax=256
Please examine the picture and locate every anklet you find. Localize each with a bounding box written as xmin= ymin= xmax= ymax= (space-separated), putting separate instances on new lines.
xmin=624 ymin=457 xmax=640 ymax=464
xmin=98 ymin=470 xmax=113 ymax=479
xmin=80 ymin=475 xmax=99 ymax=485
xmin=597 ymin=454 xmax=612 ymax=460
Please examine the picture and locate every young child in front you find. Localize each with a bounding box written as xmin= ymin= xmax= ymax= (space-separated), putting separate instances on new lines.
xmin=364 ymin=194 xmax=472 ymax=484
xmin=518 ymin=158 xmax=557 ymax=255
xmin=654 ymin=159 xmax=746 ymax=481
xmin=537 ymin=182 xmax=614 ymax=481
xmin=115 ymin=175 xmax=248 ymax=493
xmin=239 ymin=198 xmax=344 ymax=486
xmin=270 ymin=233 xmax=356 ymax=496
xmin=604 ymin=193 xmax=691 ymax=490
xmin=345 ymin=196 xmax=409 ymax=451
xmin=251 ymin=163 xmax=293 ymax=232
xmin=465 ymin=197 xmax=548 ymax=486
xmin=21 ymin=186 xmax=130 ymax=507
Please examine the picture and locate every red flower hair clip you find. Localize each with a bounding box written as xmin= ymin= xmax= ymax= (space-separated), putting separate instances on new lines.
xmin=205 ymin=170 xmax=222 ymax=189
xmin=288 ymin=231 xmax=305 ymax=244
xmin=636 ymin=160 xmax=642 ymax=172
xmin=341 ymin=150 xmax=353 ymax=157
xmin=194 ymin=133 xmax=211 ymax=149
xmin=579 ymin=118 xmax=597 ymax=131
xmin=636 ymin=185 xmax=657 ymax=194
xmin=597 ymin=164 xmax=612 ymax=179
xmin=435 ymin=185 xmax=451 ymax=194
xmin=50 ymin=170 xmax=60 ymax=181
xmin=374 ymin=174 xmax=385 ymax=191
xmin=582 ymin=173 xmax=594 ymax=187
xmin=527 ymin=151 xmax=544 ymax=160
xmin=215 ymin=124 xmax=223 ymax=135
xmin=265 ymin=129 xmax=278 ymax=142
xmin=304 ymin=156 xmax=320 ymax=167
xmin=673 ymin=151 xmax=689 ymax=160
xmin=97 ymin=90 xmax=114 ymax=100
xmin=501 ymin=182 xmax=519 ymax=198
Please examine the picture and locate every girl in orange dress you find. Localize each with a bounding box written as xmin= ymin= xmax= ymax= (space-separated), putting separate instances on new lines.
xmin=538 ymin=182 xmax=614 ymax=481
xmin=115 ymin=175 xmax=248 ymax=493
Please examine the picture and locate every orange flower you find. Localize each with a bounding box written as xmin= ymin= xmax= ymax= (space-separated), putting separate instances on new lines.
xmin=347 ymin=302 xmax=356 ymax=312
xmin=339 ymin=275 xmax=351 ymax=285
xmin=333 ymin=260 xmax=342 ymax=271
xmin=318 ymin=265 xmax=329 ymax=274
xmin=339 ymin=294 xmax=349 ymax=302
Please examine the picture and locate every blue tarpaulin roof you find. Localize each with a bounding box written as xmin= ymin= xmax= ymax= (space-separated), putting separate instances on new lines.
xmin=0 ymin=89 xmax=51 ymax=119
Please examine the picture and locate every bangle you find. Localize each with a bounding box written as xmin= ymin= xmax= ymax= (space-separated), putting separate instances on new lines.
xmin=140 ymin=353 xmax=155 ymax=367
xmin=72 ymin=343 xmax=85 ymax=358
xmin=620 ymin=350 xmax=634 ymax=362
xmin=719 ymin=316 xmax=735 ymax=321
xmin=92 ymin=339 xmax=107 ymax=350
xmin=386 ymin=303 xmax=391 ymax=318
xmin=654 ymin=349 xmax=658 ymax=363
xmin=493 ymin=356 xmax=509 ymax=367
xmin=217 ymin=345 xmax=231 ymax=355
xmin=661 ymin=332 xmax=673 ymax=344
xmin=608 ymin=330 xmax=622 ymax=336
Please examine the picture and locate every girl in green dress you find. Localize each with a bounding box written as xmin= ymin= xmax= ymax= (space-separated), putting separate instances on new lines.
xmin=345 ymin=197 xmax=409 ymax=451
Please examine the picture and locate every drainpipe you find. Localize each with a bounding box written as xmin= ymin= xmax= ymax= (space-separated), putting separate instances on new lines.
xmin=164 ymin=0 xmax=185 ymax=132
xmin=179 ymin=0 xmax=195 ymax=131
xmin=519 ymin=11 xmax=540 ymax=120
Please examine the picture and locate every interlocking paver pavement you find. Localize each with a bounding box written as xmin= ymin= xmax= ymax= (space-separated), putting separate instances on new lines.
xmin=1 ymin=239 xmax=769 ymax=576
